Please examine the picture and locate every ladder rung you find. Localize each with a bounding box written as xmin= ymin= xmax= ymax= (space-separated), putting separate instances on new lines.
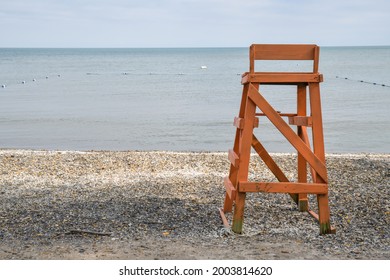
xmin=233 ymin=117 xmax=244 ymax=129
xmin=233 ymin=117 xmax=259 ymax=129
xmin=288 ymin=116 xmax=312 ymax=127
xmin=228 ymin=149 xmax=239 ymax=167
xmin=224 ymin=177 xmax=236 ymax=200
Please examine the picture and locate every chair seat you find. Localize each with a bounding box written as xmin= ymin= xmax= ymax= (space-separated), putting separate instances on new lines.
xmin=241 ymin=72 xmax=323 ymax=85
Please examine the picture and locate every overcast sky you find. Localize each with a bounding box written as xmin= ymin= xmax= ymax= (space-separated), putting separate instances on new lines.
xmin=0 ymin=0 xmax=389 ymax=47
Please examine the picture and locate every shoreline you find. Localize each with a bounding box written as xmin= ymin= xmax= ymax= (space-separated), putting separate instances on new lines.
xmin=1 ymin=148 xmax=389 ymax=156
xmin=0 ymin=149 xmax=389 ymax=259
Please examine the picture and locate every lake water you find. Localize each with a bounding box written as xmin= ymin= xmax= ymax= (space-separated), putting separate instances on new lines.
xmin=0 ymin=47 xmax=389 ymax=153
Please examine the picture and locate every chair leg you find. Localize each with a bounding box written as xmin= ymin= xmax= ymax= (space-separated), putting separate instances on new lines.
xmin=317 ymin=194 xmax=332 ymax=234
xmin=309 ymin=82 xmax=332 ymax=234
xmin=297 ymin=84 xmax=309 ymax=211
xmin=231 ymin=89 xmax=257 ymax=234
xmin=232 ymin=192 xmax=246 ymax=233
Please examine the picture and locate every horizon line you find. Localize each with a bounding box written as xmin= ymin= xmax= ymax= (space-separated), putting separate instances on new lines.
xmin=1 ymin=44 xmax=390 ymax=49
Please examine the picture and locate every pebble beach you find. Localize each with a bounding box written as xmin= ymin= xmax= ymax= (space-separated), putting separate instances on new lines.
xmin=0 ymin=150 xmax=388 ymax=259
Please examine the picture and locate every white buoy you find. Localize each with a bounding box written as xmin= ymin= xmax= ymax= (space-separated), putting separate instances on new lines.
xmin=200 ymin=65 xmax=207 ymax=69
xmin=1 ymin=85 xmax=6 ymax=88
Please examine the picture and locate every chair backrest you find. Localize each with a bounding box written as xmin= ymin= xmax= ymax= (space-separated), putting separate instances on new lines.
xmin=249 ymin=44 xmax=319 ymax=73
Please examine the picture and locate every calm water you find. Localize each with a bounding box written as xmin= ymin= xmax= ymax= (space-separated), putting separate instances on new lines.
xmin=0 ymin=47 xmax=389 ymax=153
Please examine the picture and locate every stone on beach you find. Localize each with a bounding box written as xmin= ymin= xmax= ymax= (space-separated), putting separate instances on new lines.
xmin=0 ymin=150 xmax=388 ymax=259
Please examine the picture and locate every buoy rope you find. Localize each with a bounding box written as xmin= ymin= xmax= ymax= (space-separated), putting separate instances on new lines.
xmin=6 ymin=74 xmax=387 ymax=89
xmin=335 ymin=76 xmax=390 ymax=88
xmin=1 ymin=74 xmax=61 ymax=89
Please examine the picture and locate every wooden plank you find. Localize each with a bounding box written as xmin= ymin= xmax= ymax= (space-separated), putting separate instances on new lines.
xmin=313 ymin=46 xmax=320 ymax=73
xmin=251 ymin=135 xmax=289 ymax=182
xmin=253 ymin=117 xmax=259 ymax=128
xmin=249 ymin=45 xmax=255 ymax=73
xmin=223 ymin=176 xmax=236 ymax=200
xmin=237 ymin=93 xmax=257 ymax=178
xmin=301 ymin=126 xmax=317 ymax=182
xmin=228 ymin=149 xmax=239 ymax=167
xmin=238 ymin=182 xmax=328 ymax=194
xmin=233 ymin=117 xmax=244 ymax=129
xmin=297 ymin=86 xmax=308 ymax=184
xmin=232 ymin=93 xmax=257 ymax=234
xmin=308 ymin=209 xmax=319 ymax=220
xmin=224 ymin=83 xmax=250 ymax=213
xmin=251 ymin=135 xmax=298 ymax=204
xmin=297 ymin=84 xmax=307 ymax=117
xmin=256 ymin=112 xmax=297 ymax=117
xmin=309 ymin=83 xmax=326 ymax=164
xmin=219 ymin=208 xmax=230 ymax=228
xmin=298 ymin=198 xmax=308 ymax=212
xmin=242 ymin=73 xmax=323 ymax=84
xmin=309 ymin=82 xmax=332 ymax=234
xmin=251 ymin=44 xmax=317 ymax=61
xmin=297 ymin=84 xmax=309 ymax=211
xmin=247 ymin=84 xmax=328 ymax=182
xmin=233 ymin=117 xmax=258 ymax=129
xmin=308 ymin=209 xmax=336 ymax=234
xmin=288 ymin=116 xmax=313 ymax=127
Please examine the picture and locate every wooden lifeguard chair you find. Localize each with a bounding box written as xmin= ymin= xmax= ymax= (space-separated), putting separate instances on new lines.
xmin=220 ymin=44 xmax=335 ymax=234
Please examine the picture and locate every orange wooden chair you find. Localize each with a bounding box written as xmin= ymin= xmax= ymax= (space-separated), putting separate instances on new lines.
xmin=220 ymin=44 xmax=335 ymax=234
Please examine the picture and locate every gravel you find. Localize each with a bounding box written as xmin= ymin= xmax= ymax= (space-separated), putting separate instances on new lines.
xmin=0 ymin=150 xmax=388 ymax=259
